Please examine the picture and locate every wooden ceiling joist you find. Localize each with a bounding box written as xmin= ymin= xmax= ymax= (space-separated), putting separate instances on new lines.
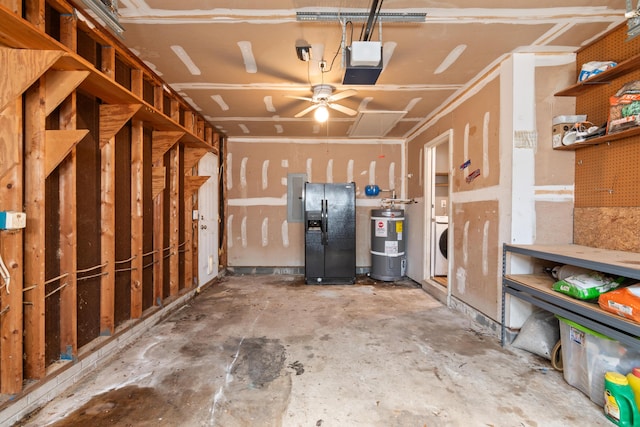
xmin=185 ymin=176 xmax=210 ymax=196
xmin=152 ymin=131 xmax=184 ymax=165
xmin=184 ymin=147 xmax=210 ymax=172
xmin=99 ymin=104 xmax=141 ymax=148
xmin=44 ymin=70 xmax=89 ymax=115
xmin=0 ymin=47 xmax=63 ymax=113
xmin=152 ymin=166 xmax=166 ymax=199
xmin=45 ymin=129 xmax=89 ymax=177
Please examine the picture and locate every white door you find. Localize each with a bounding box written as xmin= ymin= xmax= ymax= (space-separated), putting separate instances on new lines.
xmin=197 ymin=152 xmax=219 ymax=287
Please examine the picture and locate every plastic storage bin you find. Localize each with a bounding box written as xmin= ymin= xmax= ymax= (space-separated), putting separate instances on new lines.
xmin=558 ymin=317 xmax=640 ymax=407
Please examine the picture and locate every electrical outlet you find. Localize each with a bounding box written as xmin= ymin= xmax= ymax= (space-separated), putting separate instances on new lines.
xmin=441 ymin=200 xmax=447 ymax=208
xmin=0 ymin=211 xmax=26 ymax=230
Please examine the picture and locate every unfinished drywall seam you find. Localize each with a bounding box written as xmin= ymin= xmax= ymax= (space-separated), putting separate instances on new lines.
xmin=261 ymin=218 xmax=268 ymax=247
xmin=241 ymin=216 xmax=247 ymax=248
xmin=534 ymin=185 xmax=574 ymax=201
xmin=482 ymin=220 xmax=490 ymax=276
xmin=483 ymin=112 xmax=490 ymax=178
xmin=462 ymin=220 xmax=469 ymax=264
xmin=226 ymin=153 xmax=233 ymax=189
xmin=464 ymin=122 xmax=470 ymax=162
xmin=306 ymin=158 xmax=312 ymax=182
xmin=369 ymin=161 xmax=376 ymax=186
xmin=240 ymin=157 xmax=248 ymax=188
xmin=261 ymin=160 xmax=269 ymax=190
xmin=326 ymin=159 xmax=333 ymax=183
xmin=389 ymin=162 xmax=395 ymax=190
xmin=281 ymin=221 xmax=289 ymax=248
xmin=227 ymin=215 xmax=234 ymax=248
xmin=418 ymin=147 xmax=423 ymax=188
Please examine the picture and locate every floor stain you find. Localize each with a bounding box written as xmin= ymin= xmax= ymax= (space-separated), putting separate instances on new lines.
xmin=42 ymin=385 xmax=180 ymax=427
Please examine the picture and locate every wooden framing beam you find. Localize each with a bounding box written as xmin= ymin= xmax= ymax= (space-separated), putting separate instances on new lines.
xmin=44 ymin=70 xmax=89 ymax=116
xmin=168 ymin=146 xmax=179 ymax=296
xmin=130 ymin=119 xmax=144 ymax=318
xmin=0 ymin=47 xmax=62 ymax=113
xmin=45 ymin=129 xmax=88 ymax=177
xmin=58 ymin=0 xmax=78 ymax=363
xmin=152 ymin=180 xmax=163 ymax=305
xmin=99 ymin=104 xmax=140 ymax=148
xmin=99 ymin=35 xmax=116 ymax=336
xmin=152 ymin=131 xmax=183 ymax=165
xmin=0 ymin=99 xmax=24 ymax=394
xmin=23 ymin=77 xmax=46 ymax=379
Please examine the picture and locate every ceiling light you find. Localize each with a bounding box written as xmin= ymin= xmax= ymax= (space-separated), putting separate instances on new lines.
xmin=314 ymin=105 xmax=329 ymax=123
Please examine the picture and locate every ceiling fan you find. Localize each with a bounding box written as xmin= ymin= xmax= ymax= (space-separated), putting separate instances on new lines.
xmin=286 ymin=84 xmax=358 ymax=121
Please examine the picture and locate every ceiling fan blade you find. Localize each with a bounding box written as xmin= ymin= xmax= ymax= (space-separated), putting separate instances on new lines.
xmin=328 ymin=103 xmax=357 ymax=116
xmin=285 ymin=95 xmax=314 ymax=102
xmin=329 ymin=89 xmax=357 ymax=102
xmin=294 ymin=104 xmax=320 ymax=118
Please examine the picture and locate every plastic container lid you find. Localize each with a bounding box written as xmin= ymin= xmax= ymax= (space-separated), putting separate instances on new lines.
xmin=606 ymin=371 xmax=629 ymax=385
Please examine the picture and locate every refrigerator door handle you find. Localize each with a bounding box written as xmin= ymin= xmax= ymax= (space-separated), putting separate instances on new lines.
xmin=321 ymin=199 xmax=328 ymax=245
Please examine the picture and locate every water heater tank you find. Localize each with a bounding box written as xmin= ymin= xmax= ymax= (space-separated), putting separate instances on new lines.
xmin=370 ymin=208 xmax=406 ymax=281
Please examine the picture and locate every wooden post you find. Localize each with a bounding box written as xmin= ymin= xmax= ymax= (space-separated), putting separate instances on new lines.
xmin=152 ymin=184 xmax=164 ymax=305
xmin=168 ymin=146 xmax=179 ymax=296
xmin=130 ymin=118 xmax=144 ymax=317
xmin=100 ymin=45 xmax=116 ymax=335
xmin=130 ymin=69 xmax=144 ymax=318
xmin=58 ymin=9 xmax=78 ymax=361
xmin=23 ymin=78 xmax=46 ymax=379
xmin=0 ymin=99 xmax=24 ymax=393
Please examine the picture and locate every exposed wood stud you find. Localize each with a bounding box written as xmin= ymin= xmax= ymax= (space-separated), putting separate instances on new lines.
xmin=168 ymin=146 xmax=179 ymax=296
xmin=58 ymin=94 xmax=78 ymax=361
xmin=152 ymin=191 xmax=164 ymax=305
xmin=0 ymin=98 xmax=24 ymax=394
xmin=23 ymin=77 xmax=46 ymax=379
xmin=130 ymin=119 xmax=144 ymax=318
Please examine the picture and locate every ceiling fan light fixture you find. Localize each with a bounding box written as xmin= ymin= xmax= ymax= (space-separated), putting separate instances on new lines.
xmin=314 ymin=105 xmax=329 ymax=123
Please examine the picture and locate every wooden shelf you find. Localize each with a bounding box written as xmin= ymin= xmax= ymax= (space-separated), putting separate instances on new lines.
xmin=555 ymin=53 xmax=640 ymax=97
xmin=0 ymin=4 xmax=216 ymax=152
xmin=554 ymin=126 xmax=640 ymax=150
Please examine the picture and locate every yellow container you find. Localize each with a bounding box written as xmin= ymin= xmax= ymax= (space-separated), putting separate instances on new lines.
xmin=627 ymin=368 xmax=640 ymax=410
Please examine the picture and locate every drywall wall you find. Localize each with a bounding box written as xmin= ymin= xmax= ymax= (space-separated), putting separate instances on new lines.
xmin=225 ymin=138 xmax=403 ymax=268
xmin=405 ymin=54 xmax=578 ymax=323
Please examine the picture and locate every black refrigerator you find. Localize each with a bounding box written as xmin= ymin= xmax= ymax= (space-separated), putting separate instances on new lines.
xmin=304 ymin=182 xmax=356 ymax=284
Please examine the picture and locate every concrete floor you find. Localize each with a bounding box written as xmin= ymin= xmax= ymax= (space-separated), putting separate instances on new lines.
xmin=15 ymin=274 xmax=611 ymax=426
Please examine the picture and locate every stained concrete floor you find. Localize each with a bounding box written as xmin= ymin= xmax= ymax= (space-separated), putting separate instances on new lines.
xmin=16 ymin=274 xmax=612 ymax=426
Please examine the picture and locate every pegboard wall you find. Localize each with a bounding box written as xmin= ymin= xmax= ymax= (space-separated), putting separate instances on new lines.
xmin=575 ymin=138 xmax=640 ymax=207
xmin=573 ymin=22 xmax=640 ymax=208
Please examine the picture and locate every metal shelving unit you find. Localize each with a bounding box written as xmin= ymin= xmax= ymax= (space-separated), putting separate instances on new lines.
xmin=501 ymin=243 xmax=640 ymax=349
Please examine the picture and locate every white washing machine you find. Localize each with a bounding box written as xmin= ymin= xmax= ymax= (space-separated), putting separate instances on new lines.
xmin=433 ymin=216 xmax=448 ymax=276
